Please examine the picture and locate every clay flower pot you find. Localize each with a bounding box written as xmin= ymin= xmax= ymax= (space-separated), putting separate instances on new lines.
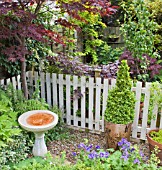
xmin=147 ymin=129 xmax=162 ymax=165
xmin=105 ymin=122 xmax=132 ymax=150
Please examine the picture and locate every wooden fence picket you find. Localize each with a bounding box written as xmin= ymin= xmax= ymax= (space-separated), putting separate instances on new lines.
xmin=46 ymin=73 xmax=51 ymax=106
xmin=140 ymin=83 xmax=151 ymax=140
xmin=73 ymin=76 xmax=79 ymax=126
xmin=88 ymin=77 xmax=94 ymax=130
xmin=66 ymin=75 xmax=71 ymax=125
xmin=6 ymin=78 xmax=11 ymax=85
xmin=102 ymin=79 xmax=109 ymax=132
xmin=132 ymin=81 xmax=142 ymax=138
xmin=11 ymin=76 xmax=17 ymax=90
xmin=0 ymin=79 xmax=4 ymax=86
xmin=58 ymin=74 xmax=64 ymax=113
xmin=17 ymin=75 xmax=21 ymax=90
xmin=81 ymin=76 xmax=86 ymax=128
xmin=52 ymin=73 xmax=58 ymax=106
xmin=95 ymin=78 xmax=101 ymax=131
xmin=40 ymin=72 xmax=45 ymax=99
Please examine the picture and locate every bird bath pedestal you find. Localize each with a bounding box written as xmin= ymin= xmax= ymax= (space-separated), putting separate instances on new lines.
xmin=18 ymin=110 xmax=58 ymax=157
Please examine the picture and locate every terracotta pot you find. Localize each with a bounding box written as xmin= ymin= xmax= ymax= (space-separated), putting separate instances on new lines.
xmin=147 ymin=129 xmax=162 ymax=166
xmin=105 ymin=122 xmax=132 ymax=150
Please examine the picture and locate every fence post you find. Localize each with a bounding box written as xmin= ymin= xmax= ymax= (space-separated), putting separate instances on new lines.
xmin=94 ymin=69 xmax=101 ymax=79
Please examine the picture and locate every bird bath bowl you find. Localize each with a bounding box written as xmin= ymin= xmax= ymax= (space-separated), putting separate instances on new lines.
xmin=18 ymin=110 xmax=58 ymax=157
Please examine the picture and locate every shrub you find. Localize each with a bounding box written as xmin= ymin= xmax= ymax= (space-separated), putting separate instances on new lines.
xmin=0 ymin=88 xmax=21 ymax=148
xmin=120 ymin=50 xmax=162 ymax=82
xmin=46 ymin=55 xmax=119 ymax=78
xmin=104 ymin=60 xmax=135 ymax=124
xmin=121 ymin=0 xmax=160 ymax=81
xmin=0 ymin=134 xmax=32 ymax=170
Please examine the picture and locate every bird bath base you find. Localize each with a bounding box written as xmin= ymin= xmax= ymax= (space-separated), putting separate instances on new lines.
xmin=18 ymin=110 xmax=58 ymax=157
xmin=33 ymin=132 xmax=47 ymax=157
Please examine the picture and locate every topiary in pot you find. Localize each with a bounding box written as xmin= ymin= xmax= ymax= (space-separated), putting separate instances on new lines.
xmin=104 ymin=60 xmax=136 ymax=149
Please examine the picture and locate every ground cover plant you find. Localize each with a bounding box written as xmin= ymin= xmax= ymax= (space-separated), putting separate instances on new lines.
xmin=10 ymin=138 xmax=162 ymax=170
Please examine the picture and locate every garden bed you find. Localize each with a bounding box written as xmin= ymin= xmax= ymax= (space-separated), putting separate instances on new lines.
xmin=47 ymin=126 xmax=150 ymax=164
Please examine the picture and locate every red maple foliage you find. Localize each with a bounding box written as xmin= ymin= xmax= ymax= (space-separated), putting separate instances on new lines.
xmin=0 ymin=0 xmax=117 ymax=98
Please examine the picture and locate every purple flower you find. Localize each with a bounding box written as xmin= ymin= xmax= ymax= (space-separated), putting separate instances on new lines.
xmin=118 ymin=138 xmax=128 ymax=146
xmin=121 ymin=150 xmax=129 ymax=161
xmin=104 ymin=152 xmax=109 ymax=158
xmin=99 ymin=152 xmax=105 ymax=158
xmin=139 ymin=151 xmax=144 ymax=157
xmin=85 ymin=144 xmax=93 ymax=152
xmin=95 ymin=145 xmax=100 ymax=149
xmin=78 ymin=143 xmax=85 ymax=149
xmin=72 ymin=152 xmax=77 ymax=156
xmin=99 ymin=151 xmax=109 ymax=158
xmin=130 ymin=148 xmax=135 ymax=152
xmin=88 ymin=152 xmax=96 ymax=159
xmin=121 ymin=154 xmax=129 ymax=161
xmin=134 ymin=158 xmax=140 ymax=164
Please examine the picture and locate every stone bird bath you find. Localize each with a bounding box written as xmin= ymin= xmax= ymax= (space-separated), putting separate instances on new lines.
xmin=18 ymin=110 xmax=58 ymax=157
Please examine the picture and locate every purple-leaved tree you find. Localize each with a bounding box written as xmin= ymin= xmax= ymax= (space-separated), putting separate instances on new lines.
xmin=0 ymin=0 xmax=117 ymax=98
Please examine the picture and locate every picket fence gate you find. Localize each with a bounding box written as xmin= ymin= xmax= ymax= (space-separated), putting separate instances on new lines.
xmin=0 ymin=71 xmax=162 ymax=140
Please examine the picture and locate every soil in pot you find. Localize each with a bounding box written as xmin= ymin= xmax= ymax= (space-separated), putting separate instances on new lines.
xmin=147 ymin=129 xmax=162 ymax=166
xmin=105 ymin=122 xmax=132 ymax=150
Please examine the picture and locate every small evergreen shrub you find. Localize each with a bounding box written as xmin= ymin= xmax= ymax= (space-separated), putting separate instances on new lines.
xmin=104 ymin=60 xmax=136 ymax=124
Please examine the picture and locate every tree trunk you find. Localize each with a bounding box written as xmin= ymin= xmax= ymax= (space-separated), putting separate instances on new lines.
xmin=21 ymin=59 xmax=28 ymax=99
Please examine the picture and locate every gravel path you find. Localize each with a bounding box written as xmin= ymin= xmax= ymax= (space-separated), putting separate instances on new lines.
xmin=47 ymin=126 xmax=150 ymax=163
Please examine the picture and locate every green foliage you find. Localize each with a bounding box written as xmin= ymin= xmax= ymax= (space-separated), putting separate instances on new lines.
xmin=121 ymin=0 xmax=159 ymax=81
xmin=0 ymin=134 xmax=32 ymax=170
xmin=97 ymin=43 xmax=124 ymax=64
xmin=122 ymin=0 xmax=158 ymax=58
xmin=0 ymin=54 xmax=21 ymax=76
xmin=150 ymin=129 xmax=162 ymax=144
xmin=12 ymin=152 xmax=72 ymax=170
xmin=12 ymin=139 xmax=162 ymax=170
xmin=0 ymin=88 xmax=21 ymax=148
xmin=148 ymin=81 xmax=162 ymax=124
xmin=14 ymin=99 xmax=49 ymax=115
xmin=145 ymin=0 xmax=162 ymax=52
xmin=104 ymin=60 xmax=136 ymax=124
xmin=5 ymin=84 xmax=25 ymax=106
xmin=72 ymin=11 xmax=107 ymax=63
xmin=45 ymin=64 xmax=63 ymax=74
xmin=45 ymin=123 xmax=70 ymax=142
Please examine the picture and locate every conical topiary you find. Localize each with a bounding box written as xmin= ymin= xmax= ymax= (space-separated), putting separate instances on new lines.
xmin=104 ymin=60 xmax=135 ymax=124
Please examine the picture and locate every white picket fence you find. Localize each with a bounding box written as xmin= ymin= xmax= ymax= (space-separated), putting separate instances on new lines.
xmin=0 ymin=71 xmax=161 ymax=140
